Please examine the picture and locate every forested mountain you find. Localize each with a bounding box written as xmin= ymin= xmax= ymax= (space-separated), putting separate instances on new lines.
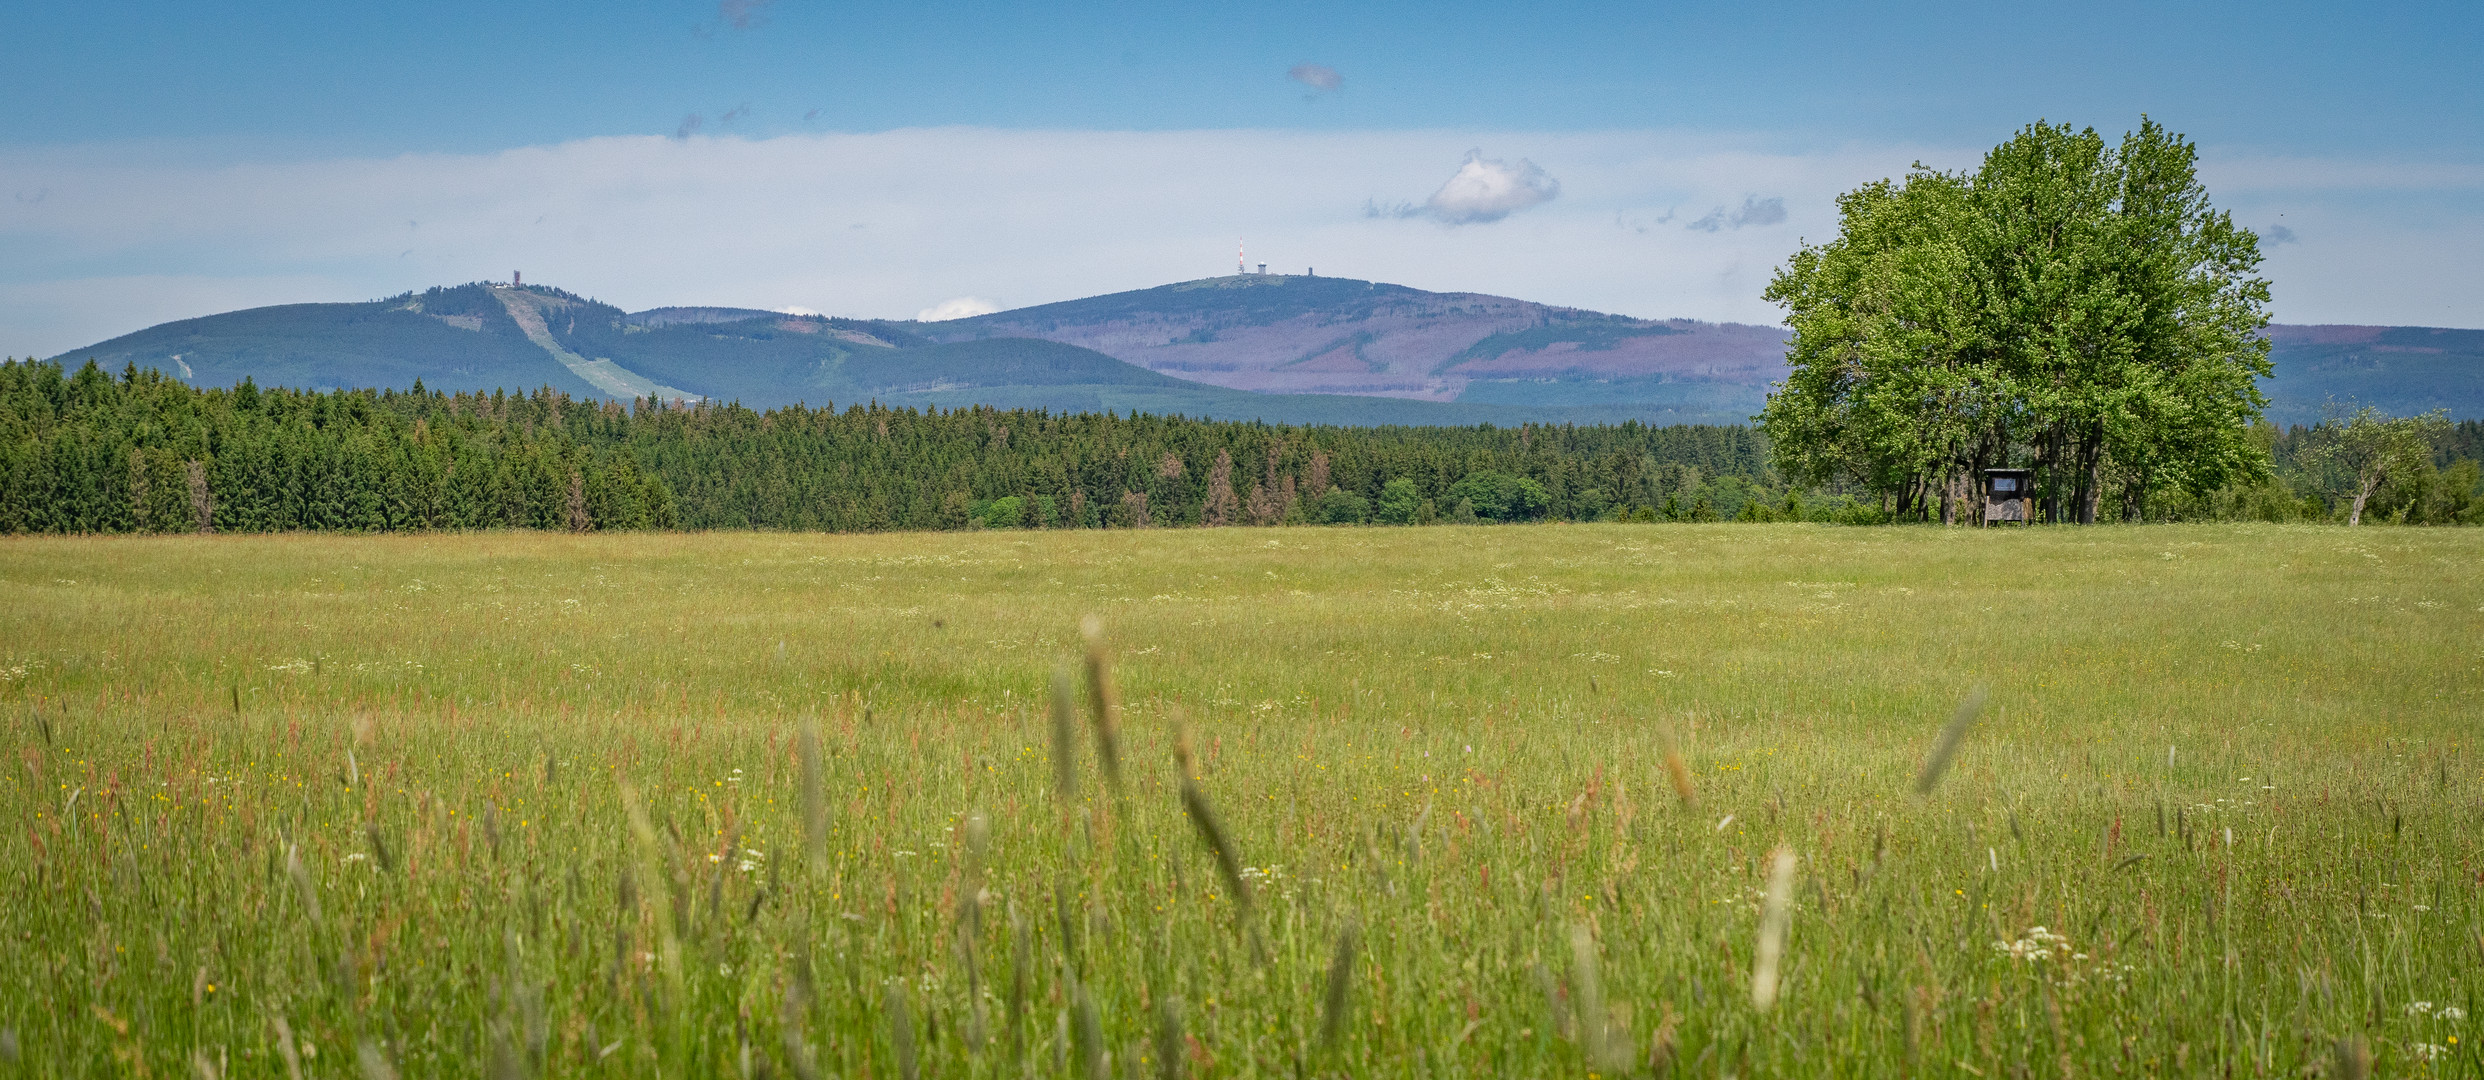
xmin=39 ymin=278 xmax=2484 ymax=426
xmin=44 ymin=283 xmax=1727 ymax=426
xmin=2256 ymin=324 xmax=2484 ymax=425
xmin=914 ymin=274 xmax=1791 ymax=418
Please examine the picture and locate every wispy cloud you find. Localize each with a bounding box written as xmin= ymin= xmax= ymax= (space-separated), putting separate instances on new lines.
xmin=718 ymin=0 xmax=774 ymax=31
xmin=675 ymin=114 xmax=704 ymax=140
xmin=1614 ymin=207 xmax=1678 ymax=234
xmin=1733 ymin=196 xmax=1786 ymax=227
xmin=1288 ymin=64 xmax=1343 ymax=94
xmin=1374 ymin=149 xmax=1560 ymax=225
xmin=2264 ymin=224 xmax=2299 ymax=244
xmin=1686 ymin=195 xmax=1785 ymax=232
xmin=917 ymin=296 xmax=1002 ymax=322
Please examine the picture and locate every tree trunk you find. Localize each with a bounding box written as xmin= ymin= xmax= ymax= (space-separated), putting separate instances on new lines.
xmin=1938 ymin=471 xmax=1956 ymax=526
xmin=2078 ymin=454 xmax=2102 ymax=525
xmin=2066 ymin=427 xmax=2102 ymax=525
xmin=2037 ymin=430 xmax=2061 ymax=524
xmin=2349 ymin=478 xmax=2375 ymax=525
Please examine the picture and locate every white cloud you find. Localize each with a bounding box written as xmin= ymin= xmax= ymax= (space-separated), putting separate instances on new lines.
xmin=1405 ymin=149 xmax=1560 ymax=225
xmin=0 ymin=128 xmax=2473 ymax=354
xmin=916 ymin=296 xmax=1001 ymax=321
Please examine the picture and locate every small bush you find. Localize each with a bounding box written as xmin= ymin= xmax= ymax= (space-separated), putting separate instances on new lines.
xmin=1374 ymin=478 xmax=1424 ymax=525
xmin=1444 ymin=471 xmax=1550 ymax=522
xmin=972 ymin=495 xmax=1025 ymax=529
xmin=1308 ymin=487 xmax=1370 ymax=525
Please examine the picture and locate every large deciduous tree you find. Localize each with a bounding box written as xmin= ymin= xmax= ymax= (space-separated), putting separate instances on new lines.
xmin=1762 ymin=119 xmax=2274 ymax=522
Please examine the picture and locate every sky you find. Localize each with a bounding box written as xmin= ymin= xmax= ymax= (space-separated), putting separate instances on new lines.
xmin=5 ymin=0 xmax=2481 ymax=355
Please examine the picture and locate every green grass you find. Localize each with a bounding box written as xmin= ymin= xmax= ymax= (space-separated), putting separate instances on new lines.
xmin=1 ymin=523 xmax=2478 ymax=1077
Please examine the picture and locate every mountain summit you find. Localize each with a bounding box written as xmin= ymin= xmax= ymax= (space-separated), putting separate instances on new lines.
xmin=916 ymin=274 xmax=1789 ymax=413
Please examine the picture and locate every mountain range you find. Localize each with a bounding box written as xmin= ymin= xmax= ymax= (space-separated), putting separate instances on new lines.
xmin=37 ymin=274 xmax=2484 ymax=427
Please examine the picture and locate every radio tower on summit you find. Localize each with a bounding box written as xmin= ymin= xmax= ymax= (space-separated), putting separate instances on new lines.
xmin=1237 ymin=238 xmax=1245 ymax=275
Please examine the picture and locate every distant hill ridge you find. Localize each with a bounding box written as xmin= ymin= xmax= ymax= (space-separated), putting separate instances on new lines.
xmin=918 ymin=274 xmax=1791 ymax=408
xmin=39 ymin=276 xmax=2484 ymax=426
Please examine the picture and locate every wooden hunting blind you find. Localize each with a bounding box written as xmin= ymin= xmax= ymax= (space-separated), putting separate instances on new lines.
xmin=1983 ymin=468 xmax=2033 ymax=523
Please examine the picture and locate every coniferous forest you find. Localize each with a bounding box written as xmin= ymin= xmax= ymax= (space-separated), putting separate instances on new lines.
xmin=3 ymin=359 xmax=2477 ymax=534
xmin=0 ymin=360 xmax=1774 ymax=534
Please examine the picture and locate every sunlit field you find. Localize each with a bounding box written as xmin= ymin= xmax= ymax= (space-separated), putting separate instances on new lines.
xmin=2 ymin=523 xmax=2478 ymax=1078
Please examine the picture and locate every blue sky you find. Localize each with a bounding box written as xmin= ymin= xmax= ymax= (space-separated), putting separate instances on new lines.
xmin=5 ymin=1 xmax=2481 ymax=352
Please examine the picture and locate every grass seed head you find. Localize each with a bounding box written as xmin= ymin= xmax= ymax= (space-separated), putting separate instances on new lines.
xmin=1171 ymin=712 xmax=1199 ymax=782
xmin=1080 ymin=616 xmax=1123 ymax=791
xmin=1662 ymin=732 xmax=1697 ymax=808
xmin=1072 ymin=981 xmax=1108 ymax=1080
xmin=1008 ymin=901 xmax=1031 ymax=1062
xmin=2331 ymin=1036 xmax=2371 ymax=1080
xmin=355 ymin=1041 xmax=397 ymax=1080
xmin=270 ymin=1016 xmax=302 ymax=1080
xmin=887 ymin=980 xmax=920 ymax=1080
xmin=800 ymin=719 xmax=827 ymax=869
xmin=1568 ymin=923 xmax=1615 ymax=1066
xmin=1530 ymin=956 xmax=1570 ymax=1040
xmin=284 ymin=843 xmax=323 ymax=930
xmin=1050 ymin=669 xmax=1080 ymax=802
xmin=1321 ymin=917 xmax=1362 ymax=1050
xmin=1153 ymin=995 xmax=1187 ymax=1080
xmin=1751 ymin=845 xmax=1798 ymax=1012
xmin=364 ymin=822 xmax=394 ymax=873
xmin=1913 ymin=686 xmax=1988 ymax=795
xmin=1179 ymin=780 xmax=1251 ymax=913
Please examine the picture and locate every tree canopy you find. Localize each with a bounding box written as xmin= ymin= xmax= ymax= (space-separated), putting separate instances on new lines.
xmin=0 ymin=358 xmax=1781 ymax=534
xmin=1761 ymin=119 xmax=2274 ymax=523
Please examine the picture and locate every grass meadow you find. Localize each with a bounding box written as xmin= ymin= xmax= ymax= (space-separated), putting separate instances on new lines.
xmin=1 ymin=523 xmax=2478 ymax=1078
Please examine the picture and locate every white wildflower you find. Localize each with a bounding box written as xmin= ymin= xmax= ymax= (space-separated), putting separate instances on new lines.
xmin=1994 ymin=926 xmax=2076 ymax=964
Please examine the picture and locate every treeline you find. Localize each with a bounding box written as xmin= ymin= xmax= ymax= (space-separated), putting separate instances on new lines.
xmin=0 ymin=362 xmax=675 ymax=534
xmin=6 ymin=361 xmax=2475 ymax=534
xmin=2154 ymin=419 xmax=2484 ymax=526
xmin=0 ymin=360 xmax=1783 ymax=534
